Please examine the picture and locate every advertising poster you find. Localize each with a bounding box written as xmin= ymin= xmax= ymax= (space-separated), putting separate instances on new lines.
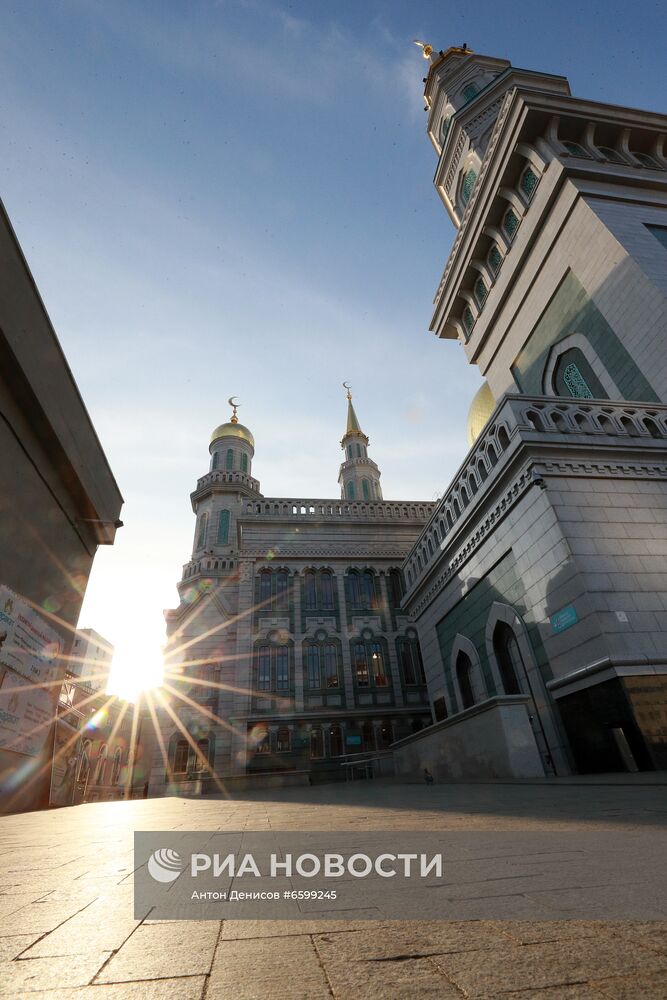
xmin=0 ymin=585 xmax=63 ymax=758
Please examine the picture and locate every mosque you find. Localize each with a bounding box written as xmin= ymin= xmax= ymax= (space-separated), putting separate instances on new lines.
xmin=150 ymin=43 xmax=667 ymax=791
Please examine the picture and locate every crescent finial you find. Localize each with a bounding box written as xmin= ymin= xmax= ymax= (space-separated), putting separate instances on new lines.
xmin=342 ymin=381 xmax=352 ymax=400
xmin=228 ymin=396 xmax=240 ymax=423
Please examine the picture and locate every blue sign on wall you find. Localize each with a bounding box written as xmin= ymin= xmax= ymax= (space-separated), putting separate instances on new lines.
xmin=345 ymin=734 xmax=362 ymax=746
xmin=550 ymin=604 xmax=578 ymax=634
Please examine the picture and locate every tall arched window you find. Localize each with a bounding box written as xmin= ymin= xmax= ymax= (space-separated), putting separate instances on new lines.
xmin=240 ymin=452 xmax=248 ymax=472
xmin=196 ymin=512 xmax=208 ymax=549
xmin=257 ymin=646 xmax=271 ymax=690
xmin=461 ymin=82 xmax=478 ymax=102
xmin=111 ymin=747 xmax=122 ymax=784
xmin=354 ymin=641 xmax=369 ymax=686
xmin=173 ymin=738 xmax=189 ymax=774
xmin=346 ymin=570 xmax=376 ymax=610
xmin=194 ymin=738 xmax=210 ymax=771
xmin=211 ymin=452 xmax=219 ymax=470
xmin=520 ymin=165 xmax=538 ymax=200
xmin=456 ymin=652 xmax=475 ymax=709
xmin=462 ymin=306 xmax=475 ymax=334
xmin=493 ymin=622 xmax=522 ymax=695
xmin=275 ymin=648 xmax=289 ymax=690
xmin=398 ymin=637 xmax=426 ymax=686
xmin=259 ymin=571 xmax=272 ymax=605
xmin=474 ymin=277 xmax=487 ymax=307
xmin=94 ymin=743 xmax=108 ymax=785
xmin=362 ymin=478 xmax=370 ymax=501
xmin=346 ymin=481 xmax=356 ymax=500
xmin=77 ymin=740 xmax=92 ymax=783
xmin=371 ymin=641 xmax=387 ymax=686
xmin=329 ymin=724 xmax=343 ymax=756
xmin=320 ymin=571 xmax=334 ymax=610
xmin=306 ymin=645 xmax=320 ymax=689
xmin=276 ymin=727 xmax=290 ymax=752
xmin=305 ymin=641 xmax=340 ymax=689
xmin=225 ymin=449 xmax=234 ymax=471
xmin=276 ymin=570 xmax=289 ymax=610
xmin=503 ymin=208 xmax=519 ymax=240
xmin=310 ymin=727 xmax=324 ymax=758
xmin=488 ymin=245 xmax=503 ymax=275
xmin=461 ymin=169 xmax=478 ymax=206
xmin=217 ymin=509 xmax=230 ymax=544
xmin=552 ymin=348 xmax=606 ymax=399
xmin=304 ymin=571 xmax=317 ymax=610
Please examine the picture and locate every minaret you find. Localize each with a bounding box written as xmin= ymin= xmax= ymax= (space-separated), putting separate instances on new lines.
xmin=337 ymin=385 xmax=383 ymax=502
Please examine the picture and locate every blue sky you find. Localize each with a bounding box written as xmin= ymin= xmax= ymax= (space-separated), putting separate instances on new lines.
xmin=1 ymin=0 xmax=665 ymax=695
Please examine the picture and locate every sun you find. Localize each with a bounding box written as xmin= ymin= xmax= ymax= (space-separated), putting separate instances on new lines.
xmin=106 ymin=632 xmax=166 ymax=703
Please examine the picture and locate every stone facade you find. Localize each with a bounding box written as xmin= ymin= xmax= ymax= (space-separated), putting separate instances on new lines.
xmin=399 ymin=45 xmax=667 ymax=776
xmin=149 ymin=401 xmax=434 ymax=793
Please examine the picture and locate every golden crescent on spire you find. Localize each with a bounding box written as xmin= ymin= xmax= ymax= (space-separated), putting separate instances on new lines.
xmin=228 ymin=396 xmax=240 ymax=424
xmin=413 ymin=39 xmax=434 ymax=59
xmin=342 ymin=381 xmax=352 ymax=400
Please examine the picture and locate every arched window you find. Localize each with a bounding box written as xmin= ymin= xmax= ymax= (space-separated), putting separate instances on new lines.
xmin=462 ymin=306 xmax=475 ymax=334
xmin=276 ymin=727 xmax=290 ymax=752
xmin=257 ymin=646 xmax=271 ymax=690
xmin=173 ymin=738 xmax=189 ymax=774
xmin=497 ymin=426 xmax=510 ymax=450
xmin=360 ymin=571 xmax=375 ymax=607
xmin=552 ymin=348 xmax=606 ymax=399
xmin=240 ymin=452 xmax=248 ymax=473
xmin=94 ymin=744 xmax=108 ymax=785
xmin=598 ymin=145 xmax=625 ymax=164
xmin=354 ymin=641 xmax=369 ymax=686
xmin=440 ymin=115 xmax=451 ymax=142
xmin=492 ymin=622 xmax=522 ymax=694
xmin=520 ymin=165 xmax=538 ymax=199
xmin=503 ymin=208 xmax=519 ymax=241
xmin=225 ymin=449 xmax=234 ymax=471
xmin=362 ymin=478 xmax=370 ymax=501
xmin=323 ymin=643 xmax=339 ymax=687
xmin=211 ymin=452 xmax=219 ymax=470
xmin=217 ymin=509 xmax=230 ymax=544
xmin=488 ymin=244 xmax=503 ymax=275
xmin=275 ymin=647 xmax=289 ymax=690
xmin=355 ymin=443 xmax=362 ymax=458
xmin=461 ymin=169 xmax=478 ymax=206
xmin=194 ymin=738 xmax=210 ymax=771
xmin=632 ymin=151 xmax=661 ymax=169
xmin=347 ymin=445 xmax=353 ymax=460
xmin=306 ymin=645 xmax=320 ymax=689
xmin=196 ymin=512 xmax=208 ymax=549
xmin=399 ymin=638 xmax=426 ymax=686
xmin=320 ymin=571 xmax=334 ymax=610
xmin=310 ymin=727 xmax=324 ymax=758
xmin=255 ymin=727 xmax=270 ymax=754
xmin=456 ymin=652 xmax=475 ymax=709
xmin=259 ymin=571 xmax=272 ymax=605
xmin=346 ymin=481 xmax=356 ymax=500
xmin=562 ymin=141 xmax=590 ymax=158
xmin=474 ymin=277 xmax=487 ymax=308
xmin=461 ymin=82 xmax=478 ymax=102
xmin=329 ymin=724 xmax=343 ymax=756
xmin=371 ymin=641 xmax=387 ymax=686
xmin=276 ymin=570 xmax=289 ymax=610
xmin=111 ymin=747 xmax=122 ymax=784
xmin=304 ymin=571 xmax=317 ymax=610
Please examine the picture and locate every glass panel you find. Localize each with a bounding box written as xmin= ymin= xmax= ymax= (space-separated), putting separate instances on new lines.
xmin=304 ymin=572 xmax=317 ymax=610
xmin=461 ymin=169 xmax=477 ymax=205
xmin=257 ymin=647 xmax=271 ymax=690
xmin=371 ymin=641 xmax=387 ymax=686
xmin=563 ymin=362 xmax=594 ymax=399
xmin=324 ymin=644 xmax=339 ymax=688
xmin=196 ymin=513 xmax=208 ymax=548
xmin=474 ymin=278 xmax=487 ymax=307
xmin=306 ymin=646 xmax=320 ymax=689
xmin=346 ymin=481 xmax=355 ymax=500
xmin=401 ymin=643 xmax=416 ymax=685
xmin=362 ymin=479 xmax=370 ymax=501
xmin=360 ymin=572 xmax=374 ymax=607
xmin=217 ymin=509 xmax=230 ymax=544
xmin=320 ymin=572 xmax=334 ymax=610
xmin=488 ymin=245 xmax=502 ymax=275
xmin=463 ymin=306 xmax=474 ymax=332
xmin=440 ymin=115 xmax=451 ymax=142
xmin=225 ymin=449 xmax=234 ymax=470
xmin=259 ymin=573 xmax=272 ymax=605
xmin=599 ymin=146 xmax=625 ymax=164
xmin=504 ymin=208 xmax=519 ymax=239
xmin=347 ymin=574 xmax=361 ymax=609
xmin=354 ymin=642 xmax=369 ymax=686
xmin=211 ymin=452 xmax=218 ymax=469
xmin=462 ymin=83 xmax=478 ymax=102
xmin=240 ymin=452 xmax=248 ymax=472
xmin=520 ymin=166 xmax=538 ymax=198
xmin=275 ymin=648 xmax=289 ymax=690
xmin=174 ymin=740 xmax=189 ymax=773
xmin=276 ymin=571 xmax=289 ymax=610
xmin=310 ymin=727 xmax=324 ymax=758
xmin=276 ymin=727 xmax=290 ymax=752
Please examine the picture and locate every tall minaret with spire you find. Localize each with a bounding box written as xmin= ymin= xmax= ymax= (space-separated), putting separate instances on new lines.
xmin=337 ymin=384 xmax=383 ymax=502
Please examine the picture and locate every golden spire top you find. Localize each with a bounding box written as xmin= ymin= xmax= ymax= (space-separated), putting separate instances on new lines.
xmin=342 ymin=380 xmax=352 ymax=402
xmin=413 ymin=39 xmax=434 ymax=59
xmin=227 ymin=395 xmax=240 ymax=424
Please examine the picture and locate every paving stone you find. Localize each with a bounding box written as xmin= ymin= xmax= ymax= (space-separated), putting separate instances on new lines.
xmin=207 ymin=936 xmax=331 ymax=999
xmin=0 ymin=934 xmax=41 ymax=960
xmin=7 ymin=977 xmax=207 ymax=1000
xmin=0 ymin=952 xmax=111 ymax=996
xmin=590 ymin=970 xmax=667 ymax=999
xmin=95 ymin=921 xmax=219 ymax=983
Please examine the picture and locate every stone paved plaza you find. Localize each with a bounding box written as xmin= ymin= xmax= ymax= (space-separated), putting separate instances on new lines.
xmin=1 ymin=779 xmax=666 ymax=999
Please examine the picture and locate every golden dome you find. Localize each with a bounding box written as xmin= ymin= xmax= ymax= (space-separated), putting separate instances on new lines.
xmin=466 ymin=381 xmax=495 ymax=447
xmin=210 ymin=421 xmax=255 ymax=449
